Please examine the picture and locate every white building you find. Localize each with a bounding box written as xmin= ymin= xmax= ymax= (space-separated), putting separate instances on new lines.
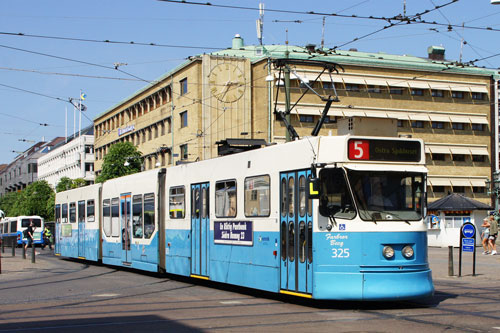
xmin=38 ymin=126 xmax=95 ymax=189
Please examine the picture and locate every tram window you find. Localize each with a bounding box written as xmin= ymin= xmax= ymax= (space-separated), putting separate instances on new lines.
xmin=55 ymin=204 xmax=61 ymax=223
xmin=10 ymin=220 xmax=16 ymax=232
xmin=192 ymin=187 xmax=200 ymax=218
xmin=111 ymin=198 xmax=120 ymax=237
xmin=281 ymin=222 xmax=287 ymax=261
xmin=87 ymin=200 xmax=95 ymax=222
xmin=307 ymin=222 xmax=313 ymax=263
xmin=281 ymin=178 xmax=287 ymax=217
xmin=21 ymin=218 xmax=42 ymax=228
xmin=69 ymin=202 xmax=76 ymax=223
xmin=299 ymin=176 xmax=306 ymax=217
xmin=132 ymin=195 xmax=143 ymax=238
xmin=169 ymin=186 xmax=185 ymax=219
xmin=307 ymin=175 xmax=312 ymax=217
xmin=299 ymin=221 xmax=306 ymax=263
xmin=144 ymin=193 xmax=155 ymax=239
xmin=62 ymin=203 xmax=68 ymax=223
xmin=288 ymin=177 xmax=295 ymax=218
xmin=215 ymin=180 xmax=237 ymax=218
xmin=244 ymin=175 xmax=270 ymax=217
xmin=103 ymin=199 xmax=111 ymax=237
xmin=78 ymin=200 xmax=85 ymax=223
xmin=288 ymin=222 xmax=295 ymax=262
xmin=319 ymin=169 xmax=356 ymax=220
xmin=202 ymin=187 xmax=208 ymax=219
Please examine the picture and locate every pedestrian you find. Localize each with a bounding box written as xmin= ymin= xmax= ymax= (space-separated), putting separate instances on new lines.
xmin=41 ymin=225 xmax=52 ymax=250
xmin=24 ymin=220 xmax=35 ymax=252
xmin=488 ymin=215 xmax=498 ymax=255
xmin=481 ymin=218 xmax=490 ymax=254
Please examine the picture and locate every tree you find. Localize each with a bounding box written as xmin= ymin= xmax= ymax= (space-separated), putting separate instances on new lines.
xmin=17 ymin=181 xmax=55 ymax=220
xmin=96 ymin=142 xmax=142 ymax=183
xmin=56 ymin=177 xmax=73 ymax=192
xmin=0 ymin=191 xmax=22 ymax=217
xmin=72 ymin=178 xmax=87 ymax=189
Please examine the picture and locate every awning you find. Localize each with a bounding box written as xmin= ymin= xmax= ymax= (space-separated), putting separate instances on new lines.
xmin=450 ymin=115 xmax=471 ymax=123
xmin=328 ymin=109 xmax=345 ymax=117
xmin=429 ymin=178 xmax=452 ymax=186
xmin=386 ymin=112 xmax=409 ymax=120
xmin=470 ymin=147 xmax=489 ymax=156
xmin=429 ymin=114 xmax=451 ymax=122
xmin=386 ymin=79 xmax=409 ymax=88
xmin=344 ymin=110 xmax=366 ymax=117
xmin=428 ymin=82 xmax=450 ymax=90
xmin=470 ymin=178 xmax=487 ymax=187
xmin=425 ymin=146 xmax=431 ymax=154
xmin=429 ymin=146 xmax=451 ymax=154
xmin=409 ymin=114 xmax=430 ymax=121
xmin=469 ymin=85 xmax=488 ymax=93
xmin=450 ymin=178 xmax=472 ymax=187
xmin=449 ymin=84 xmax=471 ymax=92
xmin=364 ymin=111 xmax=388 ymax=118
xmin=449 ymin=147 xmax=470 ymax=155
xmin=469 ymin=116 xmax=489 ymax=124
xmin=408 ymin=81 xmax=430 ymax=89
xmin=342 ymin=76 xmax=366 ymax=85
xmin=364 ymin=78 xmax=387 ymax=86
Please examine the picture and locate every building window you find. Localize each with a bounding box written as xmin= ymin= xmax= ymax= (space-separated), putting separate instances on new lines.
xmin=432 ymin=186 xmax=445 ymax=193
xmin=324 ymin=116 xmax=336 ymax=123
xmin=299 ymin=115 xmax=314 ymax=123
xmin=367 ymin=85 xmax=381 ymax=93
xmin=85 ymin=163 xmax=93 ymax=172
xmin=154 ymin=124 xmax=158 ymax=138
xmin=148 ymin=127 xmax=152 ymax=141
xmin=453 ymin=154 xmax=466 ymax=162
xmin=180 ymin=78 xmax=188 ymax=95
xmin=411 ymin=121 xmax=424 ymax=128
xmin=453 ymin=186 xmax=465 ymax=193
xmin=180 ymin=111 xmax=188 ymax=128
xmin=472 ymin=123 xmax=485 ymax=131
xmin=472 ymin=92 xmax=485 ymax=100
xmin=166 ymin=117 xmax=172 ymax=133
xmin=345 ymin=84 xmax=359 ymax=92
xmin=432 ymin=121 xmax=445 ymax=129
xmin=452 ymin=123 xmax=465 ymax=130
xmin=389 ymin=88 xmax=403 ymax=95
xmin=180 ymin=144 xmax=188 ymax=160
xmin=473 ymin=187 xmax=485 ymax=194
xmin=452 ymin=91 xmax=464 ymax=99
xmin=432 ymin=154 xmax=446 ymax=161
xmin=472 ymin=155 xmax=485 ymax=162
xmin=431 ymin=90 xmax=444 ymax=97
xmin=322 ymin=82 xmax=334 ymax=90
xmin=411 ymin=89 xmax=424 ymax=96
xmin=397 ymin=120 xmax=404 ymax=127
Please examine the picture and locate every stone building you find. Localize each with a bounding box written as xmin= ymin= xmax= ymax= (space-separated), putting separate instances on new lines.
xmin=93 ymin=35 xmax=499 ymax=204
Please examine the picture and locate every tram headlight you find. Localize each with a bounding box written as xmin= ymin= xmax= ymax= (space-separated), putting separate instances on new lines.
xmin=402 ymin=245 xmax=414 ymax=258
xmin=382 ymin=246 xmax=395 ymax=259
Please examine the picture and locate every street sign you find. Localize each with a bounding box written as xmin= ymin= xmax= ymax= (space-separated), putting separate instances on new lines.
xmin=459 ymin=222 xmax=477 ymax=277
xmin=462 ymin=223 xmax=475 ymax=238
xmin=462 ymin=238 xmax=474 ymax=252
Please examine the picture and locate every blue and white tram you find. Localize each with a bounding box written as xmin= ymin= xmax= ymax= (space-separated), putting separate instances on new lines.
xmin=0 ymin=216 xmax=44 ymax=246
xmin=55 ymin=135 xmax=434 ymax=301
xmin=55 ymin=184 xmax=101 ymax=261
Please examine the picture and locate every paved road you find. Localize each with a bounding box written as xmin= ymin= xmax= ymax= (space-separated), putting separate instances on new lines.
xmin=0 ymin=246 xmax=499 ymax=332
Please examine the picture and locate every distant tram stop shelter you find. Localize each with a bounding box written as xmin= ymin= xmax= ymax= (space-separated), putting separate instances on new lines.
xmin=426 ymin=193 xmax=492 ymax=247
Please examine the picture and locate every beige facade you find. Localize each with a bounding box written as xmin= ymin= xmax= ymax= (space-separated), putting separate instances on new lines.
xmin=93 ymin=35 xmax=498 ymax=204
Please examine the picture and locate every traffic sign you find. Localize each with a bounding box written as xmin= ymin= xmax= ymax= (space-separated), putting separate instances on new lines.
xmin=462 ymin=238 xmax=474 ymax=252
xmin=462 ymin=223 xmax=475 ymax=238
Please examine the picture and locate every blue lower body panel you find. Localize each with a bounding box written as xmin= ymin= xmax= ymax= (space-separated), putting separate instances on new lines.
xmin=313 ymin=269 xmax=434 ymax=300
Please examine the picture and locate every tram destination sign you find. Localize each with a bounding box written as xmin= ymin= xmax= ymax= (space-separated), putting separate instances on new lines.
xmin=214 ymin=221 xmax=253 ymax=246
xmin=348 ymin=139 xmax=421 ymax=162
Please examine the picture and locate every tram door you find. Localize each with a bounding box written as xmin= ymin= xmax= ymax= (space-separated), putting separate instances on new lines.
xmin=120 ymin=193 xmax=132 ymax=264
xmin=78 ymin=200 xmax=85 ymax=258
xmin=280 ymin=170 xmax=313 ymax=294
xmin=191 ymin=183 xmax=210 ymax=277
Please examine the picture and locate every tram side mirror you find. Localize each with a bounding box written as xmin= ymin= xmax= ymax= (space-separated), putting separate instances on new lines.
xmin=308 ymin=177 xmax=321 ymax=199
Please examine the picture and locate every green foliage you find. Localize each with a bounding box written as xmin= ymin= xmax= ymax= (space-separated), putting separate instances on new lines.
xmin=72 ymin=178 xmax=87 ymax=189
xmin=0 ymin=181 xmax=55 ymax=220
xmin=96 ymin=142 xmax=142 ymax=183
xmin=56 ymin=177 xmax=73 ymax=192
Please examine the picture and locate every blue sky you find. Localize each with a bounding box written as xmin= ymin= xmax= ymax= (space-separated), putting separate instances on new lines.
xmin=0 ymin=0 xmax=499 ymax=164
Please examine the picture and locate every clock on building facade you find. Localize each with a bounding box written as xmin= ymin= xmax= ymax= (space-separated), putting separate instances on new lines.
xmin=208 ymin=63 xmax=246 ymax=103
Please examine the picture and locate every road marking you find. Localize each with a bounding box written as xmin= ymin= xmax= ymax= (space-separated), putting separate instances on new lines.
xmin=220 ymin=301 xmax=242 ymax=304
xmin=93 ymin=293 xmax=120 ymax=297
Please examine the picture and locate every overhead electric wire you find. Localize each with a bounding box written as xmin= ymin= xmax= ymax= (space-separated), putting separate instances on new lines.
xmin=0 ymin=67 xmax=142 ymax=81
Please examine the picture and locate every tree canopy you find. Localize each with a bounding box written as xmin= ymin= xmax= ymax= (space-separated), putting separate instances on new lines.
xmin=56 ymin=177 xmax=87 ymax=192
xmin=96 ymin=142 xmax=142 ymax=183
xmin=0 ymin=180 xmax=55 ymax=220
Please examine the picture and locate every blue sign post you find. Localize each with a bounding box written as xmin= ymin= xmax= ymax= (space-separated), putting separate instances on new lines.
xmin=459 ymin=222 xmax=476 ymax=277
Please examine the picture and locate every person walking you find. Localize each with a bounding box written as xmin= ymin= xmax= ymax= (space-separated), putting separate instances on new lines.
xmin=488 ymin=215 xmax=498 ymax=255
xmin=42 ymin=225 xmax=52 ymax=250
xmin=481 ymin=218 xmax=490 ymax=254
xmin=24 ymin=220 xmax=35 ymax=252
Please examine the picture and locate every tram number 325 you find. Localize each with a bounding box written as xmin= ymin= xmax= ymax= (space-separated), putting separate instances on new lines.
xmin=332 ymin=248 xmax=350 ymax=258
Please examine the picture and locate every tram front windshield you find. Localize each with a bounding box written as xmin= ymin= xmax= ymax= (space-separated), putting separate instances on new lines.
xmin=318 ymin=168 xmax=424 ymax=222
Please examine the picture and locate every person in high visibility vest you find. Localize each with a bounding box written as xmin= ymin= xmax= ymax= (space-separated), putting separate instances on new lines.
xmin=42 ymin=225 xmax=52 ymax=250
